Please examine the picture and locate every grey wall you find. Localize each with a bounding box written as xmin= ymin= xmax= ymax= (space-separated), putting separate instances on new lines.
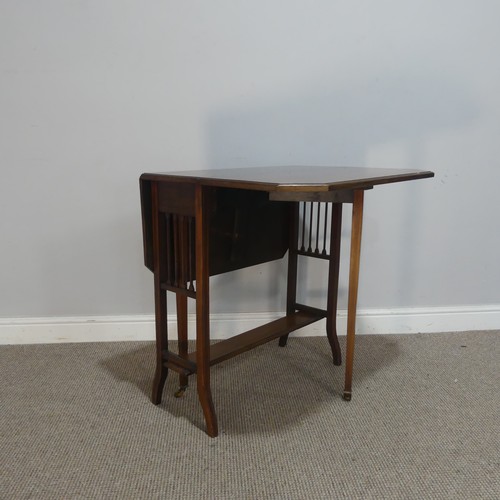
xmin=1 ymin=1 xmax=499 ymax=318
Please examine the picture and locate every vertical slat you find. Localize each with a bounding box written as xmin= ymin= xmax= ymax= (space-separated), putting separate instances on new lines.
xmin=177 ymin=215 xmax=183 ymax=288
xmin=173 ymin=215 xmax=179 ymax=287
xmin=322 ymin=203 xmax=329 ymax=256
xmin=165 ymin=214 xmax=173 ymax=285
xmin=178 ymin=215 xmax=188 ymax=289
xmin=343 ymin=190 xmax=365 ymax=401
xmin=315 ymin=202 xmax=321 ymax=254
xmin=300 ymin=202 xmax=306 ymax=251
xmin=184 ymin=216 xmax=189 ymax=287
xmin=307 ymin=202 xmax=313 ymax=252
xmin=188 ymin=217 xmax=195 ymax=292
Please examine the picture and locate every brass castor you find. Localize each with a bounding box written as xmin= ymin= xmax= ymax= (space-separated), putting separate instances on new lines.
xmin=342 ymin=391 xmax=352 ymax=401
xmin=174 ymin=385 xmax=188 ymax=398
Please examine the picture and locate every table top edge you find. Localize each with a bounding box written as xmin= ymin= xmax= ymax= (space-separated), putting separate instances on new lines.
xmin=140 ymin=167 xmax=435 ymax=192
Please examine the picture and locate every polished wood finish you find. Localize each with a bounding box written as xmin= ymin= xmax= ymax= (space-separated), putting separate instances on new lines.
xmin=141 ymin=166 xmax=434 ymax=192
xmin=157 ymin=182 xmax=195 ymax=216
xmin=194 ymin=185 xmax=218 ymax=437
xmin=279 ymin=202 xmax=299 ymax=347
xmin=207 ymin=189 xmax=289 ymax=276
xmin=161 ymin=284 xmax=196 ymax=298
xmin=140 ymin=166 xmax=434 ymax=437
xmin=269 ymin=189 xmax=354 ymax=203
xmin=163 ymin=350 xmax=197 ymax=375
xmin=150 ymin=183 xmax=168 ymax=405
xmin=343 ymin=190 xmax=365 ymax=401
xmin=176 ymin=294 xmax=189 ymax=392
xmin=189 ymin=311 xmax=324 ymax=367
xmin=326 ymin=203 xmax=343 ymax=366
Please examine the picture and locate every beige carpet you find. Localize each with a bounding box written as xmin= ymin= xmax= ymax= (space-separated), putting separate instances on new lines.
xmin=1 ymin=331 xmax=499 ymax=499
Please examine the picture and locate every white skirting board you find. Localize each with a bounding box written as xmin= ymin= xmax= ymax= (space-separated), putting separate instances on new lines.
xmin=0 ymin=305 xmax=499 ymax=344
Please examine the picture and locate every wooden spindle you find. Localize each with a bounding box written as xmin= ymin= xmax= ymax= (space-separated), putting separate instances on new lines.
xmin=188 ymin=217 xmax=195 ymax=291
xmin=322 ymin=203 xmax=329 ymax=255
xmin=300 ymin=202 xmax=306 ymax=251
xmin=165 ymin=214 xmax=173 ymax=285
xmin=307 ymin=202 xmax=313 ymax=252
xmin=315 ymin=202 xmax=321 ymax=254
xmin=173 ymin=214 xmax=179 ymax=287
xmin=179 ymin=215 xmax=188 ymax=289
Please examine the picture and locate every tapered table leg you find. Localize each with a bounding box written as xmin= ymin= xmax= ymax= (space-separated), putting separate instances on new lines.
xmin=195 ymin=185 xmax=218 ymax=437
xmin=152 ymin=286 xmax=168 ymax=404
xmin=343 ymin=190 xmax=364 ymax=401
xmin=279 ymin=202 xmax=299 ymax=347
xmin=175 ymin=294 xmax=189 ymax=397
xmin=326 ymin=203 xmax=343 ymax=366
xmin=151 ymin=182 xmax=168 ymax=404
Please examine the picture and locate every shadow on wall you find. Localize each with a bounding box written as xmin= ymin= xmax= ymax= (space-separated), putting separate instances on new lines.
xmin=204 ymin=71 xmax=477 ymax=308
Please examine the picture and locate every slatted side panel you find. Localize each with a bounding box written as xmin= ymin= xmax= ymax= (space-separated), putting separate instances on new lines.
xmin=298 ymin=202 xmax=338 ymax=258
xmin=164 ymin=213 xmax=196 ymax=293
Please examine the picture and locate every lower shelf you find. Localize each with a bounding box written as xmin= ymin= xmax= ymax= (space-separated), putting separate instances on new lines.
xmin=187 ymin=310 xmax=325 ymax=367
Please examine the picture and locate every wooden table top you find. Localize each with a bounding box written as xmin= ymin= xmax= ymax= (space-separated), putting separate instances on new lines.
xmin=141 ymin=166 xmax=434 ymax=192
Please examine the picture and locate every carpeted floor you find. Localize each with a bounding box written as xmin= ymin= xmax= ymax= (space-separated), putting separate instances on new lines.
xmin=1 ymin=331 xmax=499 ymax=499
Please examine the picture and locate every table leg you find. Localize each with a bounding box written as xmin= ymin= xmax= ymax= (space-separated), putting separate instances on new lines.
xmin=279 ymin=202 xmax=299 ymax=347
xmin=195 ymin=185 xmax=218 ymax=437
xmin=151 ymin=182 xmax=168 ymax=404
xmin=326 ymin=203 xmax=343 ymax=366
xmin=343 ymin=190 xmax=364 ymax=401
xmin=174 ymin=294 xmax=189 ymax=397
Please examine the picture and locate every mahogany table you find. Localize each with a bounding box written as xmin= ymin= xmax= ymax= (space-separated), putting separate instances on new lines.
xmin=140 ymin=166 xmax=434 ymax=437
